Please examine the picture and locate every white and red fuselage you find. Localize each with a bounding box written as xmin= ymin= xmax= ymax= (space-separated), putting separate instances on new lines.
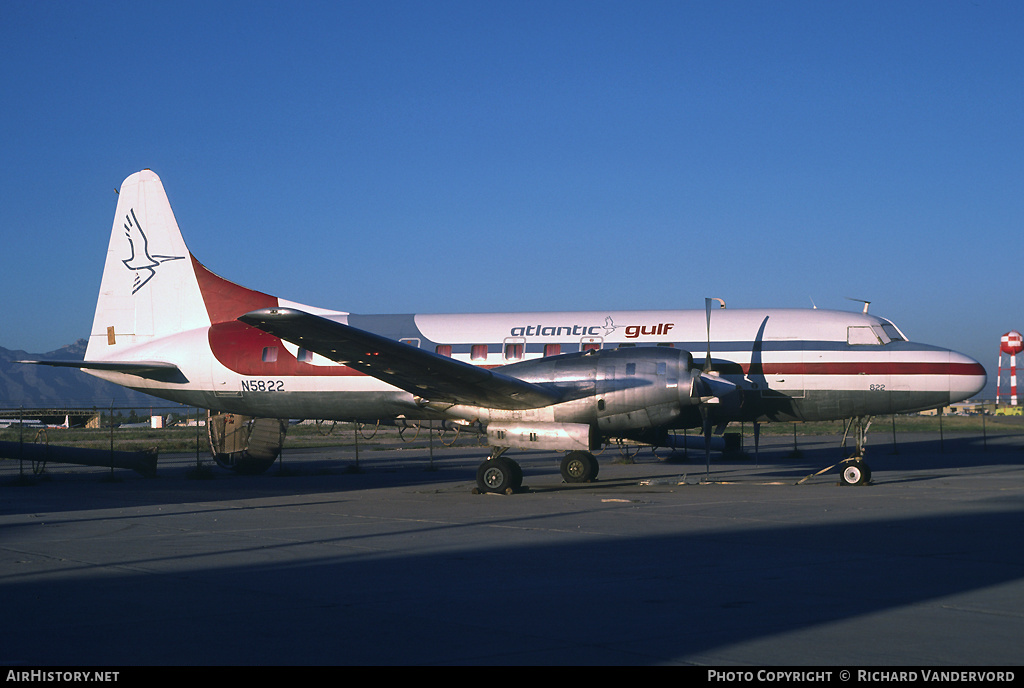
xmin=40 ymin=170 xmax=984 ymax=449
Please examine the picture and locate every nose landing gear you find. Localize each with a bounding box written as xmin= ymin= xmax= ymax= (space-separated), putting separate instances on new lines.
xmin=839 ymin=416 xmax=873 ymax=486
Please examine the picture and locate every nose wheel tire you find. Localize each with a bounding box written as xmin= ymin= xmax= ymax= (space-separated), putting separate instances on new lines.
xmin=840 ymin=459 xmax=871 ymax=486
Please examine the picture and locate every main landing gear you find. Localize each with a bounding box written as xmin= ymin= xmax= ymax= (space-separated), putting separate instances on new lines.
xmin=474 ymin=448 xmax=603 ymax=494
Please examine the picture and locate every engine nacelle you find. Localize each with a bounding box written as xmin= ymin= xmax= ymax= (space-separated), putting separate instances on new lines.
xmin=498 ymin=347 xmax=704 ymax=434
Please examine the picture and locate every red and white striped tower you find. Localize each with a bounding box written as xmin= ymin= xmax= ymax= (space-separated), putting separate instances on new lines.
xmin=998 ymin=331 xmax=1023 ymax=406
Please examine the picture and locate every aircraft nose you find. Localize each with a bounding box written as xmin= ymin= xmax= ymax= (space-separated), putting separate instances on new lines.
xmin=948 ymin=350 xmax=986 ymax=404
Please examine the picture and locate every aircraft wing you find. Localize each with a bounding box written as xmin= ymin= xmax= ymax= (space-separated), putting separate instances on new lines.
xmin=238 ymin=308 xmax=563 ymax=410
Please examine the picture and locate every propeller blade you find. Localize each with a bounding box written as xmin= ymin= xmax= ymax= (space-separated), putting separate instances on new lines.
xmin=701 ymin=404 xmax=712 ymax=480
xmin=754 ymin=421 xmax=760 ymax=466
xmin=704 ymin=298 xmax=713 ymax=373
xmin=699 ymin=298 xmax=729 ymax=480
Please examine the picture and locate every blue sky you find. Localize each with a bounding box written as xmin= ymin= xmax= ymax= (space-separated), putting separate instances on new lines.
xmin=2 ymin=1 xmax=1021 ymax=398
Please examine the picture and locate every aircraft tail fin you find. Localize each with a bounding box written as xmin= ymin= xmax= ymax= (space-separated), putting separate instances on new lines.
xmin=86 ymin=170 xmax=277 ymax=363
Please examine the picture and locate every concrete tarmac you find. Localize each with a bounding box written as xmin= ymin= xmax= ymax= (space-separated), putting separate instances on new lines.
xmin=2 ymin=432 xmax=1022 ymax=666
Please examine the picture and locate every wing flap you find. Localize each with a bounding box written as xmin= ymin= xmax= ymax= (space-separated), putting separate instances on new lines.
xmin=238 ymin=308 xmax=562 ymax=410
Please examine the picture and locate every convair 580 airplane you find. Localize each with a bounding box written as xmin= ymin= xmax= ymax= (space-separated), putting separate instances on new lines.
xmin=26 ymin=170 xmax=986 ymax=492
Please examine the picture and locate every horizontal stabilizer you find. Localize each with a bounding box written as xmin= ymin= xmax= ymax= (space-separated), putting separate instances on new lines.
xmin=238 ymin=308 xmax=563 ymax=410
xmin=19 ymin=359 xmax=186 ymax=382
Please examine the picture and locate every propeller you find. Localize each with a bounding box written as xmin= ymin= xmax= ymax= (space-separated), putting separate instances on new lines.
xmin=693 ymin=298 xmax=745 ymax=480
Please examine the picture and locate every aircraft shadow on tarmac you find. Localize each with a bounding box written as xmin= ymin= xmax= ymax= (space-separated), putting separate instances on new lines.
xmin=2 ymin=433 xmax=1023 ymax=664
xmin=2 ymin=500 xmax=1022 ymax=665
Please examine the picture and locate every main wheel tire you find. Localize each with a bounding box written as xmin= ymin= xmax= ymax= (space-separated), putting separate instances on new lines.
xmin=477 ymin=457 xmax=517 ymax=494
xmin=561 ymin=451 xmax=598 ymax=483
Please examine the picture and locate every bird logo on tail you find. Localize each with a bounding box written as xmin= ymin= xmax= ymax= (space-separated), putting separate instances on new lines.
xmin=121 ymin=208 xmax=184 ymax=294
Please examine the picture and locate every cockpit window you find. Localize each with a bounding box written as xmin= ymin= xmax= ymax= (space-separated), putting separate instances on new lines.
xmin=871 ymin=326 xmax=892 ymax=344
xmin=880 ymin=321 xmax=906 ymax=341
xmin=848 ymin=324 xmax=905 ymax=345
xmin=848 ymin=326 xmax=882 ymax=346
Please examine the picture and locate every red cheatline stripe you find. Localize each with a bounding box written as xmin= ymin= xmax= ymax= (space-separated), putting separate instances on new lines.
xmin=749 ymin=362 xmax=985 ymax=376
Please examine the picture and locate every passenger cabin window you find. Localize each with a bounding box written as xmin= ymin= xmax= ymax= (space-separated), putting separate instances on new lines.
xmin=435 ymin=344 xmax=452 ymax=357
xmin=262 ymin=346 xmax=278 ymax=363
xmin=297 ymin=348 xmax=313 ymax=363
xmin=544 ymin=344 xmax=561 ymax=357
xmin=625 ymin=363 xmax=636 ymax=376
xmin=504 ymin=342 xmax=524 ymax=361
xmin=471 ymin=344 xmax=488 ymax=361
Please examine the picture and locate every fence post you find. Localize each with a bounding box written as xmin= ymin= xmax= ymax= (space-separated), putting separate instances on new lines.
xmin=353 ymin=422 xmax=360 ymax=468
xmin=109 ymin=401 xmax=115 ymax=476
